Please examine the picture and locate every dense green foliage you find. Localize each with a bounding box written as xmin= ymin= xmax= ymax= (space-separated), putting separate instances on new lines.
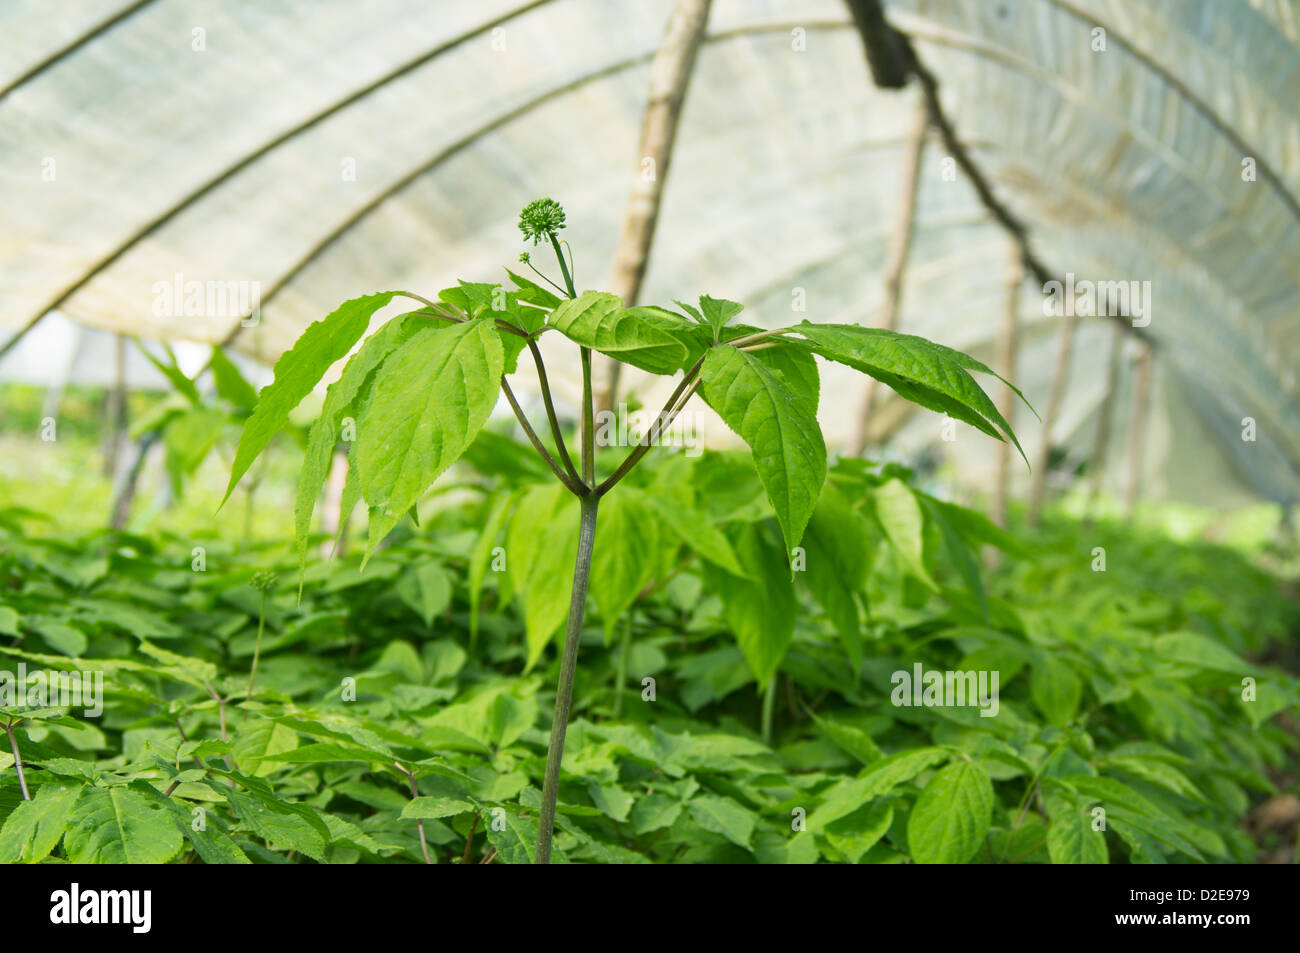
xmin=2 ymin=199 xmax=1294 ymax=865
xmin=1 ymin=446 xmax=1295 ymax=863
xmin=205 ymin=198 xmax=1037 ymax=861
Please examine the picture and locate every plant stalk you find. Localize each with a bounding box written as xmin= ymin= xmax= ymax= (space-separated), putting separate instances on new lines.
xmin=760 ymin=675 xmax=777 ymax=745
xmin=5 ymin=721 xmax=30 ymax=801
xmin=397 ymin=763 xmax=434 ymax=865
xmin=536 ymin=493 xmax=599 ymax=863
xmin=244 ymin=590 xmax=267 ymax=714
xmin=550 ymin=233 xmax=577 ymax=299
xmin=613 ymin=613 xmax=633 ymax=718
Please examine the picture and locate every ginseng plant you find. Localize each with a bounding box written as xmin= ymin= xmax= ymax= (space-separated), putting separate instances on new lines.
xmin=222 ymin=197 xmax=1029 ymax=863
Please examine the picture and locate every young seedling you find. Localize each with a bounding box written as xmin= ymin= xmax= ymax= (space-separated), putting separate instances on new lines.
xmin=223 ymin=198 xmax=1029 ymax=863
xmin=243 ymin=570 xmax=278 ymax=716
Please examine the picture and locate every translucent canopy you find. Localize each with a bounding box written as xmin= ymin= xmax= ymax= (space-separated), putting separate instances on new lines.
xmin=2 ymin=0 xmax=1297 ymax=505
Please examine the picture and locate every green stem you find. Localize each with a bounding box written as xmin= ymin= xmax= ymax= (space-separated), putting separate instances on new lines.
xmin=579 ymin=348 xmax=595 ymax=485
xmin=397 ymin=763 xmax=433 ymax=865
xmin=613 ymin=612 xmax=633 ymax=719
xmin=723 ymin=326 xmax=795 ymax=349
xmin=595 ymin=356 xmax=705 ymax=496
xmin=500 ymin=376 xmax=586 ymax=496
xmin=536 ymin=494 xmax=599 ymax=863
xmin=550 ymin=233 xmax=577 ymax=299
xmin=760 ymin=675 xmax=777 ymax=745
xmin=526 ymin=339 xmax=582 ymax=486
xmin=244 ymin=591 xmax=267 ymax=713
xmin=536 ymin=342 xmax=599 ymax=864
xmin=5 ymin=721 xmax=29 ymax=801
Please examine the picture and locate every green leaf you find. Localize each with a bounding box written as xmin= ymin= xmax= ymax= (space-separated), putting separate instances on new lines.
xmin=225 ymin=789 xmax=326 ymax=861
xmin=484 ymin=809 xmax=550 ymax=864
xmin=396 ymin=562 xmax=453 ymax=628
xmin=811 ymin=714 xmax=884 ymax=766
xmin=355 ymin=317 xmax=504 ymax=558
xmin=1104 ymin=757 xmax=1206 ymax=803
xmin=1043 ymin=788 xmax=1108 ymax=863
xmin=1241 ymin=679 xmax=1292 ymax=727
xmin=505 ymin=484 xmax=580 ymax=669
xmin=548 ymin=291 xmax=688 ymax=374
xmin=674 ymin=299 xmax=705 ymax=324
xmin=923 ymin=495 xmax=987 ymax=620
xmin=654 ymin=501 xmax=748 ymax=578
xmin=708 ymin=522 xmax=796 ymax=685
xmin=209 ymin=346 xmax=258 ymax=409
xmin=689 ymin=794 xmax=756 ymax=848
xmin=401 ymin=797 xmax=474 ymax=820
xmin=32 ymin=619 xmax=87 ymax=657
xmin=630 ymin=794 xmax=684 ymax=834
xmin=825 ymin=801 xmax=894 ymax=863
xmin=907 ymin=760 xmax=994 ymax=864
xmin=749 ymin=342 xmax=821 ymax=416
xmin=64 ymin=783 xmax=185 ymax=864
xmin=1062 ymin=776 xmax=1214 ymax=860
xmin=294 ymin=310 xmax=422 ymax=578
xmin=590 ymin=487 xmax=661 ymax=640
xmin=588 ymin=783 xmax=636 ymax=823
xmin=797 ymin=323 xmax=1028 ymax=463
xmin=232 ymin=718 xmax=299 ymax=777
xmin=469 ymin=491 xmax=515 ymax=644
xmin=697 ymin=294 xmax=744 ymax=340
xmin=699 ymin=344 xmax=826 ymax=552
xmin=505 ymin=268 xmax=562 ymax=311
xmin=136 ymin=340 xmax=200 ymax=405
xmin=224 ymin=292 xmax=396 ymax=504
xmin=1030 ymin=654 xmax=1082 ymax=727
xmin=163 ymin=406 xmax=226 ymax=493
xmin=273 ymin=742 xmax=389 ymax=765
xmin=872 ymin=478 xmax=937 ymax=589
xmin=801 ymin=482 xmax=870 ymax=670
xmin=158 ymin=795 xmax=251 ymax=864
xmin=0 ymin=782 xmax=82 ymax=862
xmin=809 ymin=748 xmax=949 ymax=830
xmin=1153 ymin=632 xmax=1254 ymax=674
xmin=919 ymin=492 xmax=1032 ymax=558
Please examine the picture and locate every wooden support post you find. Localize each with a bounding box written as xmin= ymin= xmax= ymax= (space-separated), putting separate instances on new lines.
xmin=990 ymin=242 xmax=1024 ymax=555
xmin=320 ymin=449 xmax=349 ymax=558
xmin=1086 ymin=322 xmax=1123 ymax=519
xmin=103 ymin=333 xmax=128 ymax=477
xmin=1027 ymin=307 xmax=1078 ymax=526
xmin=1124 ymin=339 xmax=1153 ymax=518
xmin=852 ymin=96 xmax=928 ymax=455
xmin=598 ymin=0 xmax=712 ymax=415
xmin=109 ymin=431 xmax=159 ymax=530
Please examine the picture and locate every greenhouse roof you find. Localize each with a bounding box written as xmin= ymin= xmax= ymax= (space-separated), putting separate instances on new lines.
xmin=2 ymin=0 xmax=1297 ymax=504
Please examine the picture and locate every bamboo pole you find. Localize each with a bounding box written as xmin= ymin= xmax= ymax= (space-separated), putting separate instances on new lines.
xmin=109 ymin=431 xmax=160 ymax=530
xmin=598 ymin=0 xmax=712 ymax=415
xmin=319 ymin=449 xmax=349 ymax=558
xmin=1124 ymin=339 xmax=1153 ymax=518
xmin=852 ymin=96 xmax=928 ymax=455
xmin=103 ymin=333 xmax=128 ymax=477
xmin=990 ymin=242 xmax=1024 ymax=555
xmin=1027 ymin=307 xmax=1078 ymax=525
xmin=1086 ymin=322 xmax=1124 ymax=519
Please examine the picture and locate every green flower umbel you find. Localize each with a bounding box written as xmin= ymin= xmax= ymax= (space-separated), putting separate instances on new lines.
xmin=518 ymin=197 xmax=567 ymax=245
